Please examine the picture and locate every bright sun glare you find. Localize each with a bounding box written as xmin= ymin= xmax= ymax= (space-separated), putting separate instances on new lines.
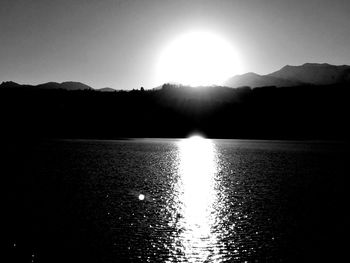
xmin=156 ymin=31 xmax=242 ymax=87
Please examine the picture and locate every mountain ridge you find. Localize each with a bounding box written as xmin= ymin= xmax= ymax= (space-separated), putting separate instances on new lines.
xmin=0 ymin=81 xmax=93 ymax=91
xmin=2 ymin=63 xmax=350 ymax=90
xmin=225 ymin=63 xmax=350 ymax=88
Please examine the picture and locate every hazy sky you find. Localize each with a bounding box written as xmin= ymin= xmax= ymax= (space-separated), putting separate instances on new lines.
xmin=1 ymin=0 xmax=349 ymax=89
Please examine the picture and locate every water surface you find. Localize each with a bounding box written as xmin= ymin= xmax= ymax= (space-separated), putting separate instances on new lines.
xmin=6 ymin=138 xmax=348 ymax=262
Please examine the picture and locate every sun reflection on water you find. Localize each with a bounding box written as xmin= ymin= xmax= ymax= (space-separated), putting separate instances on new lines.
xmin=171 ymin=135 xmax=221 ymax=262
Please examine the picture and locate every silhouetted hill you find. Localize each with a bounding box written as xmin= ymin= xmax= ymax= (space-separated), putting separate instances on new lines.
xmin=97 ymin=87 xmax=116 ymax=92
xmin=268 ymin=63 xmax=350 ymax=85
xmin=0 ymin=81 xmax=93 ymax=90
xmin=58 ymin=81 xmax=93 ymax=90
xmin=224 ymin=72 xmax=302 ymax=88
xmin=0 ymin=81 xmax=21 ymax=88
xmin=225 ymin=63 xmax=350 ymax=88
xmin=1 ymin=83 xmax=349 ymax=140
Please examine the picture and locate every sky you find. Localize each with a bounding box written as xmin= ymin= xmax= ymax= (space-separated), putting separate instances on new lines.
xmin=1 ymin=0 xmax=349 ymax=89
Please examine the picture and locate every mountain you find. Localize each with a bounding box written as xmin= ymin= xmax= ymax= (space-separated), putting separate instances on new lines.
xmin=268 ymin=63 xmax=350 ymax=85
xmin=225 ymin=63 xmax=350 ymax=88
xmin=1 ymin=81 xmax=93 ymax=90
xmin=3 ymin=63 xmax=350 ymax=91
xmin=0 ymin=81 xmax=22 ymax=88
xmin=97 ymin=87 xmax=116 ymax=92
xmin=34 ymin=81 xmax=93 ymax=90
xmin=224 ymin=72 xmax=302 ymax=88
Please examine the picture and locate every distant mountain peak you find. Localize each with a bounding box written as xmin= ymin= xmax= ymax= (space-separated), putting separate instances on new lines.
xmin=225 ymin=63 xmax=350 ymax=88
xmin=302 ymin=62 xmax=331 ymax=67
xmin=98 ymin=87 xmax=116 ymax=92
xmin=1 ymin=81 xmax=93 ymax=91
xmin=60 ymin=81 xmax=92 ymax=90
xmin=0 ymin=81 xmax=21 ymax=88
xmin=224 ymin=71 xmax=301 ymax=88
xmin=242 ymin=72 xmax=261 ymax=76
xmin=269 ymin=63 xmax=350 ymax=85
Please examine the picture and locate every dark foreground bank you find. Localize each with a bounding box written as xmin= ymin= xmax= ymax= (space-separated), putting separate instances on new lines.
xmin=1 ymin=83 xmax=349 ymax=140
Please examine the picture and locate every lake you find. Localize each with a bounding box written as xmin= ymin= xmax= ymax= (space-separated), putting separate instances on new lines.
xmin=5 ymin=138 xmax=348 ymax=262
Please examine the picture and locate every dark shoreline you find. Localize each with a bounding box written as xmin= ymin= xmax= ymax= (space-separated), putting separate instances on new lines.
xmin=1 ymin=83 xmax=349 ymax=141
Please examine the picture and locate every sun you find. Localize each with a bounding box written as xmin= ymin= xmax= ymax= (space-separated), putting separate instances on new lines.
xmin=156 ymin=31 xmax=243 ymax=87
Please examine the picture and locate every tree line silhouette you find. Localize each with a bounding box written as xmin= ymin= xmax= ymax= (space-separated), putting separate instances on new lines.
xmin=1 ymin=83 xmax=349 ymax=140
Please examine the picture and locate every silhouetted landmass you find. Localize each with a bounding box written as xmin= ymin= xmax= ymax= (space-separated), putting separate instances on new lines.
xmin=0 ymin=81 xmax=93 ymax=91
xmin=225 ymin=63 xmax=350 ymax=88
xmin=224 ymin=72 xmax=303 ymax=88
xmin=268 ymin=63 xmax=350 ymax=85
xmin=97 ymin=87 xmax=116 ymax=92
xmin=1 ymin=82 xmax=349 ymax=140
